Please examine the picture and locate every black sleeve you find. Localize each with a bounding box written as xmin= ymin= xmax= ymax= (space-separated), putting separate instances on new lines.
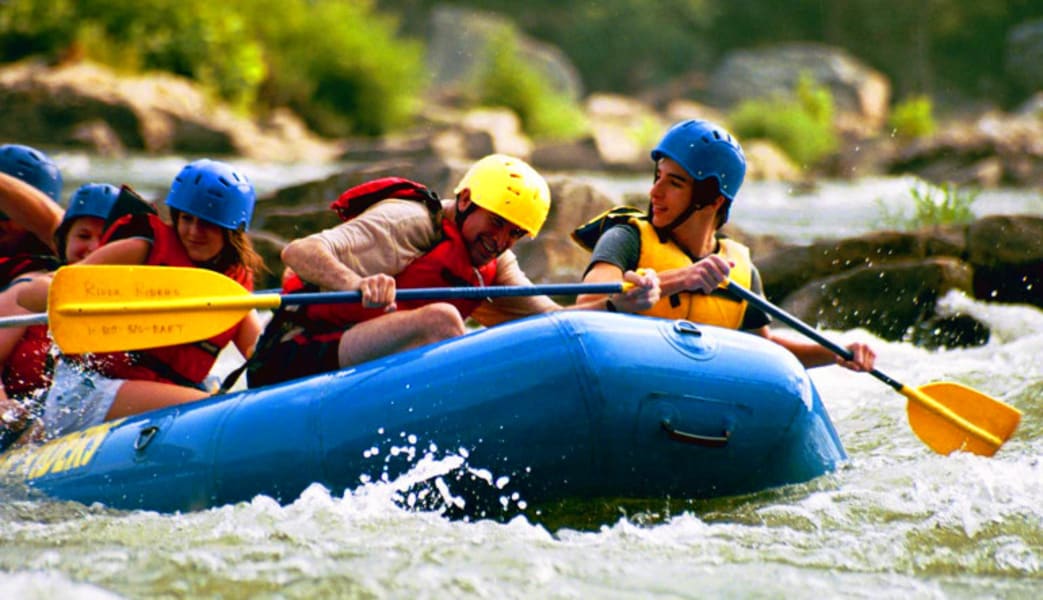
xmin=739 ymin=266 xmax=772 ymax=330
xmin=585 ymin=223 xmax=641 ymax=275
xmin=103 ymin=213 xmax=157 ymax=245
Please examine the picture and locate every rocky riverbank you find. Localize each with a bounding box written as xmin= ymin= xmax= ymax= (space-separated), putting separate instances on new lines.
xmin=1 ymin=57 xmax=1040 ymax=349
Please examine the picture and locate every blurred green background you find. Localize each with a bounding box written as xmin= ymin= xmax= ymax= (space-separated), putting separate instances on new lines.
xmin=2 ymin=0 xmax=1040 ymax=140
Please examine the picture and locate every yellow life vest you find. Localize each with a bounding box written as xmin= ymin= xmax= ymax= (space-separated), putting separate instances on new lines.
xmin=632 ymin=219 xmax=752 ymax=328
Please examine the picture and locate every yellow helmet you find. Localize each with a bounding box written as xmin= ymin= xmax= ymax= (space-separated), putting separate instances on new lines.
xmin=453 ymin=154 xmax=551 ymax=237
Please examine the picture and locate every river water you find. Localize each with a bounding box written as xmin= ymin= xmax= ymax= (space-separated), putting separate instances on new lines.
xmin=1 ymin=153 xmax=1040 ymax=598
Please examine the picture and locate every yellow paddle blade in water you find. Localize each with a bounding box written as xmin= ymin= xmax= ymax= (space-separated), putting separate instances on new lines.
xmin=48 ymin=265 xmax=278 ymax=354
xmin=904 ymin=381 xmax=1022 ymax=457
xmin=722 ymin=278 xmax=1021 ymax=457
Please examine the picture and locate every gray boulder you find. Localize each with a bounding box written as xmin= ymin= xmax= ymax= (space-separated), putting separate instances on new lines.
xmin=780 ymin=257 xmax=975 ymax=342
xmin=967 ymin=215 xmax=1043 ymax=307
xmin=707 ymin=43 xmax=891 ymax=135
xmin=1006 ymin=19 xmax=1043 ymax=93
xmin=0 ymin=60 xmax=340 ymax=162
xmin=426 ymin=6 xmax=583 ymax=102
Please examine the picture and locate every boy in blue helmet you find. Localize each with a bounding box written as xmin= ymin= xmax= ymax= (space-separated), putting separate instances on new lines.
xmin=572 ymin=119 xmax=876 ymax=372
xmin=1 ymin=182 xmax=155 ymax=449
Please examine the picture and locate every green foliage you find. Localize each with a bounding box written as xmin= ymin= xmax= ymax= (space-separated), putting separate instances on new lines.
xmin=387 ymin=0 xmax=720 ymax=92
xmin=473 ymin=29 xmax=587 ymax=140
xmin=629 ymin=115 xmax=666 ymax=154
xmin=728 ymin=74 xmax=838 ymax=168
xmin=874 ymin=180 xmax=978 ymax=230
xmin=710 ymin=0 xmax=1043 ymax=107
xmin=386 ymin=0 xmax=1043 ymax=107
xmin=0 ymin=0 xmax=423 ymax=135
xmin=248 ymin=0 xmax=424 ymax=136
xmin=888 ymin=96 xmax=937 ymax=140
xmin=68 ymin=0 xmax=266 ymax=110
xmin=0 ymin=0 xmax=78 ymax=61
xmin=525 ymin=0 xmax=719 ymax=92
xmin=5 ymin=0 xmax=1040 ymax=139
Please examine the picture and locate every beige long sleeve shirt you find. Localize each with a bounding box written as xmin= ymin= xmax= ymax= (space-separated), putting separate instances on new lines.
xmin=304 ymin=198 xmax=559 ymax=326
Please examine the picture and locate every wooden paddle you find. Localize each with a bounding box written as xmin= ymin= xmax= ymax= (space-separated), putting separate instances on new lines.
xmin=725 ymin=279 xmax=1021 ymax=457
xmin=47 ymin=265 xmax=625 ymax=354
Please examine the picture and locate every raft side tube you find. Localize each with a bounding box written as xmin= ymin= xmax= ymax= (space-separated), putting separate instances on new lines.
xmin=551 ymin=314 xmax=846 ymax=498
xmin=7 ymin=399 xmax=239 ymax=511
xmin=314 ymin=314 xmax=602 ymax=506
xmin=1 ymin=311 xmax=846 ymax=515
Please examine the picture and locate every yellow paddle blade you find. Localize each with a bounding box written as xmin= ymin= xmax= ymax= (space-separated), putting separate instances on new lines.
xmin=904 ymin=381 xmax=1022 ymax=457
xmin=48 ymin=265 xmax=279 ymax=354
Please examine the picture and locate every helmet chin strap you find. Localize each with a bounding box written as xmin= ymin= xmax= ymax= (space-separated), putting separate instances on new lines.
xmin=648 ymin=195 xmax=717 ymax=243
xmin=454 ymin=190 xmax=477 ymax=232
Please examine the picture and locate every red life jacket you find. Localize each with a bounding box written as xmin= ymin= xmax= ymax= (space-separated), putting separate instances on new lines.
xmin=1 ymin=259 xmax=59 ymax=400
xmin=2 ymin=323 xmax=53 ymax=399
xmin=281 ymin=178 xmax=497 ymax=341
xmin=0 ymin=254 xmax=60 ymax=290
xmin=79 ymin=214 xmax=254 ymax=388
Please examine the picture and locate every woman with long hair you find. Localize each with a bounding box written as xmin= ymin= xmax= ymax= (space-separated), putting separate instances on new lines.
xmin=35 ymin=159 xmax=266 ymax=440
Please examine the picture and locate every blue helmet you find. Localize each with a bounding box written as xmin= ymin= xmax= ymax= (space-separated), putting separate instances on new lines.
xmin=0 ymin=144 xmax=63 ymax=220
xmin=65 ymin=183 xmax=120 ymax=222
xmin=651 ymin=120 xmax=745 ymax=200
xmin=54 ymin=183 xmax=119 ymax=261
xmin=165 ymin=159 xmax=255 ymax=231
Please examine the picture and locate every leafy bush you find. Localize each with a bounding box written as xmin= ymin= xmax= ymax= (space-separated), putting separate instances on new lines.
xmin=474 ymin=29 xmax=587 ymax=140
xmin=0 ymin=0 xmax=78 ymax=62
xmin=728 ymin=74 xmax=838 ymax=167
xmin=874 ymin=179 xmax=978 ymax=230
xmin=0 ymin=0 xmax=423 ymax=135
xmin=248 ymin=0 xmax=424 ymax=136
xmin=888 ymin=95 xmax=937 ymax=140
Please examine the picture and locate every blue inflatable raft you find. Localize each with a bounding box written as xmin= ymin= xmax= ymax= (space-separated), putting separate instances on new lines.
xmin=0 ymin=311 xmax=846 ymax=517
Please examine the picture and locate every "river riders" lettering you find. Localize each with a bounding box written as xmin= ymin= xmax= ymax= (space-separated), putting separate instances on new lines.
xmin=0 ymin=419 xmax=124 ymax=480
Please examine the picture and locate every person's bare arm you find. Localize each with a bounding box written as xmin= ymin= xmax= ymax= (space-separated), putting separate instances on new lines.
xmin=281 ymin=236 xmax=363 ymax=291
xmin=0 ymin=284 xmax=32 ymax=420
xmin=17 ymin=238 xmax=153 ymax=313
xmin=571 ymin=265 xmax=660 ymax=313
xmin=78 ymin=237 xmax=152 ymax=265
xmin=280 ymin=236 xmax=397 ymax=309
xmin=752 ymin=326 xmax=877 ymax=371
xmin=233 ymin=310 xmax=263 ymax=359
xmin=0 ymin=172 xmax=63 ymax=251
xmin=654 ymin=254 xmax=731 ymax=297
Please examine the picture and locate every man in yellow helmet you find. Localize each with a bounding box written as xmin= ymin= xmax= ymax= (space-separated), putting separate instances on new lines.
xmin=248 ymin=154 xmax=659 ymax=387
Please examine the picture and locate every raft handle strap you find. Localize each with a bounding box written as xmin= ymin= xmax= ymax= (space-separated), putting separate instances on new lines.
xmin=660 ymin=420 xmax=729 ymax=448
xmin=134 ymin=425 xmax=160 ymax=452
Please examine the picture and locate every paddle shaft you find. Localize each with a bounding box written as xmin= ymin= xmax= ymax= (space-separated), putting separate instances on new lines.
xmin=0 ymin=313 xmax=49 ymax=328
xmin=726 ymin=280 xmax=903 ymax=392
xmin=726 ymin=280 xmax=1006 ymax=447
xmin=54 ymin=282 xmax=627 ymax=317
xmin=280 ymin=282 xmax=625 ymax=305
